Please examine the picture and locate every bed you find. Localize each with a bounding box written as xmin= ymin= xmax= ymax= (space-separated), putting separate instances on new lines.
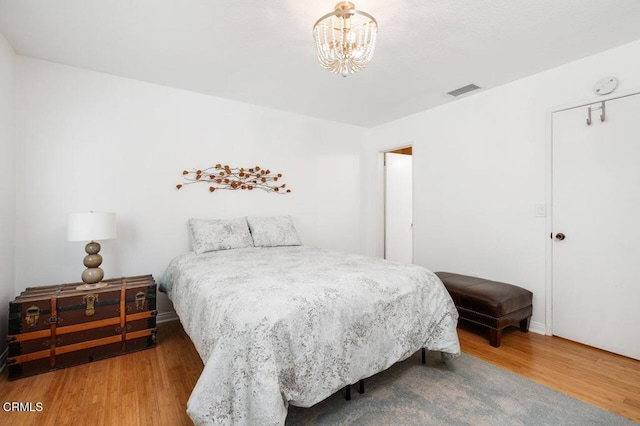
xmin=161 ymin=217 xmax=460 ymax=425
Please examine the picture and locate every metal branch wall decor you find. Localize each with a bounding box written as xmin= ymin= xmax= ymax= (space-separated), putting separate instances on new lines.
xmin=176 ymin=164 xmax=291 ymax=194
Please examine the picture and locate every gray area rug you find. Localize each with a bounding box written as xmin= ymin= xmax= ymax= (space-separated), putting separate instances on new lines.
xmin=286 ymin=351 xmax=635 ymax=425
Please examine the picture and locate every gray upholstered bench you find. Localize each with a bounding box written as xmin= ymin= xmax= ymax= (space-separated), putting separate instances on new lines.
xmin=435 ymin=272 xmax=533 ymax=347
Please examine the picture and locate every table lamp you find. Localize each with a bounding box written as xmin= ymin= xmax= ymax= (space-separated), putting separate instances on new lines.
xmin=67 ymin=212 xmax=117 ymax=290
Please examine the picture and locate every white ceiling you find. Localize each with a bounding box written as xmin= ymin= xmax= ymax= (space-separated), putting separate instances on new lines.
xmin=2 ymin=0 xmax=640 ymax=127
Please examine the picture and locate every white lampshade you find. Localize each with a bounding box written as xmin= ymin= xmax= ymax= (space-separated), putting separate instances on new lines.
xmin=67 ymin=212 xmax=117 ymax=242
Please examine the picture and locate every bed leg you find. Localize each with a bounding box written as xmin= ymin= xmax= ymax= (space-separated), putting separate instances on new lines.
xmin=345 ymin=384 xmax=351 ymax=401
xmin=422 ymin=348 xmax=426 ymax=364
xmin=358 ymin=379 xmax=364 ymax=394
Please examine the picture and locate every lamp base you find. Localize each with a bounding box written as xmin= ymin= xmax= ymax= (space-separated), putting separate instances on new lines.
xmin=78 ymin=241 xmax=106 ymax=290
xmin=76 ymin=282 xmax=109 ymax=291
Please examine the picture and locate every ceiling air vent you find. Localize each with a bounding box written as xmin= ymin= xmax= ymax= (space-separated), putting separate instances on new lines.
xmin=447 ymin=83 xmax=481 ymax=97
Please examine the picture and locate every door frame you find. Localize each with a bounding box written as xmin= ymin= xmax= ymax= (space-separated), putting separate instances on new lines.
xmin=377 ymin=143 xmax=414 ymax=262
xmin=545 ymin=87 xmax=640 ymax=335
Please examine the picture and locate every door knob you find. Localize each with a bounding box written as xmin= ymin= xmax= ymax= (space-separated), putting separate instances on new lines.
xmin=555 ymin=233 xmax=566 ymax=241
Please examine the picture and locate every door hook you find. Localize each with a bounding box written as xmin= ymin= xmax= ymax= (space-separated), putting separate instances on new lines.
xmin=586 ymin=106 xmax=592 ymax=126
xmin=600 ymin=101 xmax=606 ymax=123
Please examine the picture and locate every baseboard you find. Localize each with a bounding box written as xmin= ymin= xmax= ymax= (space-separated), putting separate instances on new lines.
xmin=0 ymin=315 xmax=546 ymax=373
xmin=157 ymin=311 xmax=179 ymax=324
xmin=0 ymin=347 xmax=7 ymax=374
xmin=152 ymin=310 xmax=545 ymax=332
xmin=529 ymin=320 xmax=546 ymax=335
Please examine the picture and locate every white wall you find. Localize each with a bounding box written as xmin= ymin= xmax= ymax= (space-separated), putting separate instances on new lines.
xmin=363 ymin=39 xmax=640 ymax=333
xmin=14 ymin=57 xmax=366 ymax=314
xmin=0 ymin=32 xmax=15 ymax=353
xmin=12 ymin=38 xmax=640 ymax=334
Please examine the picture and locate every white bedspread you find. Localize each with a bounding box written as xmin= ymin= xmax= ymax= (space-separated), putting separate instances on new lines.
xmin=162 ymin=246 xmax=460 ymax=425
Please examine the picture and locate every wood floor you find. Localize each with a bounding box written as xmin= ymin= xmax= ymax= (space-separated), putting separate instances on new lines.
xmin=459 ymin=322 xmax=640 ymax=423
xmin=1 ymin=320 xmax=639 ymax=425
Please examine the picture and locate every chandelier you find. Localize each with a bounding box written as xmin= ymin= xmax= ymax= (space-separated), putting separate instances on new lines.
xmin=313 ymin=2 xmax=378 ymax=77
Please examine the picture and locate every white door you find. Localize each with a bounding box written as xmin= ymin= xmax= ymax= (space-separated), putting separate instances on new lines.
xmin=552 ymin=94 xmax=640 ymax=360
xmin=385 ymin=152 xmax=413 ymax=263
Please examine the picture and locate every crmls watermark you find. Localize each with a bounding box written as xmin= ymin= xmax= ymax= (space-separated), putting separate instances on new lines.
xmin=2 ymin=402 xmax=44 ymax=412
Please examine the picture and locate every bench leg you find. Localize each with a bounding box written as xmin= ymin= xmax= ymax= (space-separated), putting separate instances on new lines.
xmin=489 ymin=329 xmax=502 ymax=347
xmin=358 ymin=379 xmax=364 ymax=394
xmin=520 ymin=316 xmax=531 ymax=332
xmin=422 ymin=348 xmax=426 ymax=364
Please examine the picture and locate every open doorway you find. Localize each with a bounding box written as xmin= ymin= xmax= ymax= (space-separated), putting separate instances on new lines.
xmin=384 ymin=146 xmax=413 ymax=263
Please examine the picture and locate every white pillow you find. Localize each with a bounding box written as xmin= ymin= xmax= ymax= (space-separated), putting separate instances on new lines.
xmin=188 ymin=217 xmax=254 ymax=254
xmin=247 ymin=216 xmax=302 ymax=247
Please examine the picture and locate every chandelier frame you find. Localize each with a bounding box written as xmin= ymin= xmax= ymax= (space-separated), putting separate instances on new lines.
xmin=313 ymin=2 xmax=378 ymax=77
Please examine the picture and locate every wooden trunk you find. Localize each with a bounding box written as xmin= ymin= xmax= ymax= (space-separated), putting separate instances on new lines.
xmin=7 ymin=275 xmax=157 ymax=380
